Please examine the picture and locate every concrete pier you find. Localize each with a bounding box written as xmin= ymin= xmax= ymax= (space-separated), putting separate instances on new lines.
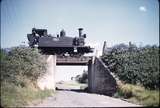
xmin=37 ymin=55 xmax=56 ymax=91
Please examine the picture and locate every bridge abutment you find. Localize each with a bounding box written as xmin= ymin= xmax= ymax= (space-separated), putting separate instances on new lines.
xmin=88 ymin=57 xmax=95 ymax=92
xmin=88 ymin=57 xmax=117 ymax=96
xmin=37 ymin=55 xmax=56 ymax=91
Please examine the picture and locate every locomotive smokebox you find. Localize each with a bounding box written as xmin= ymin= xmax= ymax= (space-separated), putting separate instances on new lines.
xmin=78 ymin=28 xmax=83 ymax=37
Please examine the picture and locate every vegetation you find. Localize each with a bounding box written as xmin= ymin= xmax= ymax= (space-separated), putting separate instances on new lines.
xmin=1 ymin=81 xmax=54 ymax=107
xmin=102 ymin=42 xmax=159 ymax=106
xmin=75 ymin=70 xmax=88 ymax=84
xmin=1 ymin=47 xmax=46 ymax=84
xmin=1 ymin=47 xmax=54 ymax=107
xmin=102 ymin=43 xmax=159 ymax=90
xmin=114 ymin=83 xmax=159 ymax=107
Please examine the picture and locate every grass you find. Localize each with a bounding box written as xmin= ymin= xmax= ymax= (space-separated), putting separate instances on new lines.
xmin=1 ymin=81 xmax=54 ymax=107
xmin=114 ymin=83 xmax=160 ymax=107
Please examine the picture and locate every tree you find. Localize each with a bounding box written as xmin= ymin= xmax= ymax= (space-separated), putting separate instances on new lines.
xmin=75 ymin=70 xmax=88 ymax=83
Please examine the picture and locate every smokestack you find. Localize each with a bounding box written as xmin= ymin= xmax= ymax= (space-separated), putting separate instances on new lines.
xmin=78 ymin=28 xmax=83 ymax=37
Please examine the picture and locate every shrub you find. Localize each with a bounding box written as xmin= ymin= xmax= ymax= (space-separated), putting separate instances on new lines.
xmin=0 ymin=47 xmax=52 ymax=107
xmin=102 ymin=43 xmax=159 ymax=89
xmin=75 ymin=70 xmax=88 ymax=83
xmin=1 ymin=47 xmax=46 ymax=86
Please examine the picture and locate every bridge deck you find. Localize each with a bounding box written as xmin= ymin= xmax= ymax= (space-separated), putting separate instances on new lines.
xmin=56 ymin=56 xmax=92 ymax=65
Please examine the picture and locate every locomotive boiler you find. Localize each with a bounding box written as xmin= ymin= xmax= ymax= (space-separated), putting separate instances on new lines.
xmin=27 ymin=28 xmax=93 ymax=56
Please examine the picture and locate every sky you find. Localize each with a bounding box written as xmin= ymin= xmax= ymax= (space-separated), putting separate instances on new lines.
xmin=56 ymin=66 xmax=87 ymax=82
xmin=1 ymin=0 xmax=159 ymax=81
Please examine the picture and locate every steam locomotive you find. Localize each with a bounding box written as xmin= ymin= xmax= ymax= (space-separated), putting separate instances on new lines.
xmin=27 ymin=28 xmax=93 ymax=56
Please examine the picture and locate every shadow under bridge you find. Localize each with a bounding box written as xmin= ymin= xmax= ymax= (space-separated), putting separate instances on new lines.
xmin=56 ymin=56 xmax=92 ymax=66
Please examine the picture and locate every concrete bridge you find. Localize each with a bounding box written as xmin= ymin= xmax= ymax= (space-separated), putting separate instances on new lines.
xmin=37 ymin=55 xmax=117 ymax=96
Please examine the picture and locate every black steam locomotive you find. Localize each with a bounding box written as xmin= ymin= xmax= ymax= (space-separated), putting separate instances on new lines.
xmin=27 ymin=28 xmax=93 ymax=56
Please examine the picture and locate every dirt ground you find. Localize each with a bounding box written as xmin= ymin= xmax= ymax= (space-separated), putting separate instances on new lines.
xmin=28 ymin=81 xmax=140 ymax=107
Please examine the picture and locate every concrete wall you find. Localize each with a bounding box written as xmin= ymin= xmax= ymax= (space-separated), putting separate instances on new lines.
xmin=88 ymin=57 xmax=117 ymax=96
xmin=37 ymin=55 xmax=56 ymax=91
xmin=88 ymin=57 xmax=95 ymax=92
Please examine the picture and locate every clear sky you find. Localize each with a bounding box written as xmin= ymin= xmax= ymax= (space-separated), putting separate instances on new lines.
xmin=1 ymin=0 xmax=159 ymax=48
xmin=1 ymin=0 xmax=159 ymax=81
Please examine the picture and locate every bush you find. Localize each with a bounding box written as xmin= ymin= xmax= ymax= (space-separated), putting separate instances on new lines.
xmin=102 ymin=43 xmax=159 ymax=89
xmin=75 ymin=70 xmax=88 ymax=83
xmin=0 ymin=47 xmax=52 ymax=107
xmin=1 ymin=47 xmax=46 ymax=86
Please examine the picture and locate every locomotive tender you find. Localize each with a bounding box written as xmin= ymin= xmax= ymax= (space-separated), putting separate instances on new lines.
xmin=27 ymin=28 xmax=93 ymax=56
